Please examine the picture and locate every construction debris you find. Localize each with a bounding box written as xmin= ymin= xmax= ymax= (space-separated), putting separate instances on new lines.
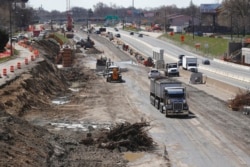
xmin=228 ymin=90 xmax=250 ymax=111
xmin=81 ymin=122 xmax=155 ymax=152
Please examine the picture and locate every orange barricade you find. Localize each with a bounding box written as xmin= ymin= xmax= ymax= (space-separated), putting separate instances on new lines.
xmin=31 ymin=55 xmax=35 ymax=61
xmin=17 ymin=62 xmax=21 ymax=69
xmin=25 ymin=58 xmax=28 ymax=65
xmin=3 ymin=68 xmax=7 ymax=76
xmin=10 ymin=66 xmax=14 ymax=72
xmin=33 ymin=49 xmax=39 ymax=57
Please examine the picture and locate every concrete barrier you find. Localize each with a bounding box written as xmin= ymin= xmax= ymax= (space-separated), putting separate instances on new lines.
xmin=178 ymin=68 xmax=243 ymax=95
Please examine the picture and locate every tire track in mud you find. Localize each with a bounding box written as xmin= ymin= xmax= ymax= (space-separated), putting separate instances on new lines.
xmin=187 ymin=84 xmax=250 ymax=157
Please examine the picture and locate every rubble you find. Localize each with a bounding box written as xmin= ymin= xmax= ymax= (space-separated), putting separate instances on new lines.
xmin=228 ymin=90 xmax=250 ymax=111
xmin=81 ymin=122 xmax=155 ymax=152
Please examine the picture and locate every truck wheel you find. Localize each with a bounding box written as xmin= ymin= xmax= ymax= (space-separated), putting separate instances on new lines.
xmin=159 ymin=103 xmax=164 ymax=113
xmin=165 ymin=110 xmax=170 ymax=117
xmin=154 ymin=100 xmax=159 ymax=109
xmin=159 ymin=106 xmax=163 ymax=113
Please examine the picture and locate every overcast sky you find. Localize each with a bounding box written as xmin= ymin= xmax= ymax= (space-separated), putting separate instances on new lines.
xmin=28 ymin=0 xmax=221 ymax=12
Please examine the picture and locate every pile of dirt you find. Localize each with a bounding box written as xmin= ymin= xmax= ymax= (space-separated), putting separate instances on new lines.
xmin=32 ymin=39 xmax=61 ymax=62
xmin=0 ymin=60 xmax=69 ymax=117
xmin=0 ymin=109 xmax=62 ymax=167
xmin=85 ymin=47 xmax=104 ymax=54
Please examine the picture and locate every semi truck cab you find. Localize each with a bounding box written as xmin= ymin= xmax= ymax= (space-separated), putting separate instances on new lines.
xmin=160 ymin=87 xmax=189 ymax=116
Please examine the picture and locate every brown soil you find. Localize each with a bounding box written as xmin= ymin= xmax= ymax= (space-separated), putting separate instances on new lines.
xmin=0 ymin=39 xmax=156 ymax=167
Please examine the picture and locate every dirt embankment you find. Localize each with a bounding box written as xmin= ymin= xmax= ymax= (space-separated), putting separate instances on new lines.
xmin=0 ymin=53 xmax=69 ymax=117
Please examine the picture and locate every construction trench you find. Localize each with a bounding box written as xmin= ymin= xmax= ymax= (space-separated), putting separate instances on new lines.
xmin=0 ymin=32 xmax=250 ymax=167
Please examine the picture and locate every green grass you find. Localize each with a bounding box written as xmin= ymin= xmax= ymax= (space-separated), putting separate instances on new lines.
xmin=161 ymin=33 xmax=230 ymax=58
xmin=54 ymin=32 xmax=69 ymax=43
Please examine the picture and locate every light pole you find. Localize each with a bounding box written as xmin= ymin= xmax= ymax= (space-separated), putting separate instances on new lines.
xmin=9 ymin=0 xmax=13 ymax=56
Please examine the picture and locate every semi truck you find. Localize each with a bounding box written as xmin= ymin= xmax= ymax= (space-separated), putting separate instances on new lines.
xmin=182 ymin=56 xmax=198 ymax=72
xmin=150 ymin=77 xmax=189 ymax=117
xmin=164 ymin=63 xmax=179 ymax=77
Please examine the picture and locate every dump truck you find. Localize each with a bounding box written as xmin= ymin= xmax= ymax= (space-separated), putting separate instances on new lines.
xmin=164 ymin=63 xmax=179 ymax=77
xmin=106 ymin=65 xmax=122 ymax=82
xmin=182 ymin=56 xmax=198 ymax=72
xmin=150 ymin=77 xmax=189 ymax=117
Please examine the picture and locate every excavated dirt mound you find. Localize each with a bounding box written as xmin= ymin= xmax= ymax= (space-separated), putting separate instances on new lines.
xmin=0 ymin=60 xmax=69 ymax=117
xmin=0 ymin=110 xmax=61 ymax=167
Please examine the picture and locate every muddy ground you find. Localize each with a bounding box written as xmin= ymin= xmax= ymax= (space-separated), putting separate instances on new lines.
xmin=0 ymin=38 xmax=165 ymax=167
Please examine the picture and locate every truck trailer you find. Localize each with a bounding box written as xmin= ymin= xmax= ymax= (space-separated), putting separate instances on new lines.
xmin=150 ymin=77 xmax=189 ymax=117
xmin=182 ymin=56 xmax=198 ymax=72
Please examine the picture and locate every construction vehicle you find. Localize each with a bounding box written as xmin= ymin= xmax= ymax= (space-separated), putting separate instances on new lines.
xmin=96 ymin=56 xmax=107 ymax=71
xmin=106 ymin=65 xmax=122 ymax=82
xmin=182 ymin=56 xmax=198 ymax=72
xmin=150 ymin=77 xmax=189 ymax=117
xmin=76 ymin=36 xmax=94 ymax=49
xmin=66 ymin=0 xmax=73 ymax=32
xmin=164 ymin=63 xmax=179 ymax=77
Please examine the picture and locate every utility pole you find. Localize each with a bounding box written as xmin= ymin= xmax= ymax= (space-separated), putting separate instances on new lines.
xmin=230 ymin=14 xmax=233 ymax=41
xmin=164 ymin=8 xmax=167 ymax=33
xmin=9 ymin=0 xmax=13 ymax=56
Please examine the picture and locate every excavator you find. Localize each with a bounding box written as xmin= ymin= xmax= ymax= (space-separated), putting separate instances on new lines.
xmin=65 ymin=0 xmax=74 ymax=38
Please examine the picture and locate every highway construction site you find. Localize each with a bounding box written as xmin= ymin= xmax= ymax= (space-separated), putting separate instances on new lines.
xmin=0 ymin=32 xmax=250 ymax=167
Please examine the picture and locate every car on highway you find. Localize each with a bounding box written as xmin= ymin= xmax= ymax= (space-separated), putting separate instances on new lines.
xmin=138 ymin=34 xmax=143 ymax=37
xmin=130 ymin=32 xmax=134 ymax=35
xmin=202 ymin=59 xmax=210 ymax=65
xmin=114 ymin=27 xmax=119 ymax=31
xmin=148 ymin=69 xmax=161 ymax=79
xmin=115 ymin=33 xmax=121 ymax=38
xmin=95 ymin=30 xmax=100 ymax=34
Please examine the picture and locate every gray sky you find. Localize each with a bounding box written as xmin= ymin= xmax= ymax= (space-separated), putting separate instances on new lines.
xmin=28 ymin=0 xmax=221 ymax=12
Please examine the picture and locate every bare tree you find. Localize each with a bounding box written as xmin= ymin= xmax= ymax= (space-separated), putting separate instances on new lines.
xmin=221 ymin=0 xmax=250 ymax=36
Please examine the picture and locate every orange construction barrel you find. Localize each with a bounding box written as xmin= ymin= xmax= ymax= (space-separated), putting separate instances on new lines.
xmin=25 ymin=58 xmax=28 ymax=65
xmin=17 ymin=62 xmax=21 ymax=69
xmin=3 ymin=68 xmax=7 ymax=76
xmin=31 ymin=55 xmax=35 ymax=61
xmin=10 ymin=66 xmax=14 ymax=72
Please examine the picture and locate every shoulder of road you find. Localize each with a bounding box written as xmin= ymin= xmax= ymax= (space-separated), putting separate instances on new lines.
xmin=0 ymin=43 xmax=43 ymax=86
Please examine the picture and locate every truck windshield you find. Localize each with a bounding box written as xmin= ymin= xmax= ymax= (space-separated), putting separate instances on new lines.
xmin=168 ymin=64 xmax=177 ymax=68
xmin=188 ymin=63 xmax=197 ymax=67
xmin=166 ymin=89 xmax=185 ymax=98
